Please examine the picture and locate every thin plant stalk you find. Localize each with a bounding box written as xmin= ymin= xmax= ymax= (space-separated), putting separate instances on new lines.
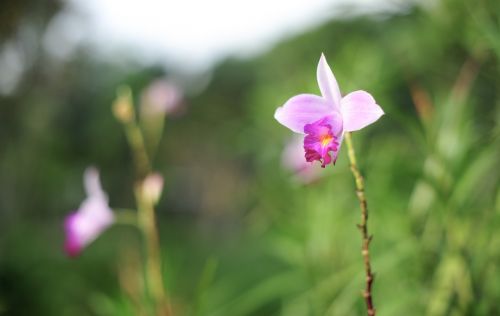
xmin=114 ymin=208 xmax=140 ymax=227
xmin=114 ymin=87 xmax=172 ymax=315
xmin=125 ymin=121 xmax=171 ymax=315
xmin=141 ymin=115 xmax=165 ymax=165
xmin=124 ymin=118 xmax=151 ymax=178
xmin=344 ymin=132 xmax=376 ymax=316
xmin=136 ymin=185 xmax=172 ymax=316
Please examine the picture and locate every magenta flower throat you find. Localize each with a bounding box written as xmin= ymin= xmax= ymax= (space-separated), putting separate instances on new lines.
xmin=304 ymin=116 xmax=340 ymax=167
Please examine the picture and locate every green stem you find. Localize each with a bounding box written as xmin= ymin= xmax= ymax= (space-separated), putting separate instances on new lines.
xmin=117 ymin=87 xmax=171 ymax=315
xmin=114 ymin=209 xmax=139 ymax=226
xmin=142 ymin=116 xmax=165 ymax=164
xmin=124 ymin=121 xmax=152 ymax=178
xmin=344 ymin=132 xmax=376 ymax=316
xmin=136 ymin=187 xmax=172 ymax=316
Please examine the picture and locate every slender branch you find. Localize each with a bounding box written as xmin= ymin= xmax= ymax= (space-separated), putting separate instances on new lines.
xmin=344 ymin=132 xmax=376 ymax=316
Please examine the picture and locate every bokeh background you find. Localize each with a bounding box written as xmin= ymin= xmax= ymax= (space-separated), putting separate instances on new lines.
xmin=1 ymin=0 xmax=499 ymax=315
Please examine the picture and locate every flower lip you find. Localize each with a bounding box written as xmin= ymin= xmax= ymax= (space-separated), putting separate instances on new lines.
xmin=303 ymin=117 xmax=340 ymax=168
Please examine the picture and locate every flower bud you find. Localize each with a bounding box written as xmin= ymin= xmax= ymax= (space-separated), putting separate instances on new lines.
xmin=142 ymin=172 xmax=164 ymax=205
xmin=113 ymin=86 xmax=134 ymax=123
xmin=140 ymin=79 xmax=182 ymax=117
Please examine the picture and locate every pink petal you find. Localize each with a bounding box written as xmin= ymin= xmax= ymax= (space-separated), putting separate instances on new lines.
xmin=64 ymin=197 xmax=114 ymax=257
xmin=335 ymin=133 xmax=344 ymax=163
xmin=141 ymin=79 xmax=183 ymax=116
xmin=317 ymin=54 xmax=342 ymax=108
xmin=340 ymin=91 xmax=384 ymax=132
xmin=274 ymin=94 xmax=333 ymax=134
xmin=84 ymin=167 xmax=107 ymax=200
xmin=64 ymin=168 xmax=114 ymax=257
xmin=282 ymin=135 xmax=310 ymax=171
xmin=281 ymin=135 xmax=322 ymax=183
xmin=64 ymin=213 xmax=83 ymax=257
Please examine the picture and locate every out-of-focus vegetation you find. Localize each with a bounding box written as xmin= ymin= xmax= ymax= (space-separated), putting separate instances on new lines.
xmin=0 ymin=0 xmax=499 ymax=315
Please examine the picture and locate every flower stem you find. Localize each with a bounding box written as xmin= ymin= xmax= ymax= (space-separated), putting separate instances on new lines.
xmin=136 ymin=187 xmax=172 ymax=316
xmin=114 ymin=86 xmax=152 ymax=178
xmin=125 ymin=121 xmax=152 ymax=178
xmin=114 ymin=208 xmax=139 ymax=226
xmin=344 ymin=132 xmax=376 ymax=316
xmin=126 ymin=127 xmax=172 ymax=315
xmin=115 ymin=88 xmax=171 ymax=315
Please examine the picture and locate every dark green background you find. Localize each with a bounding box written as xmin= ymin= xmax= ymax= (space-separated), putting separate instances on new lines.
xmin=0 ymin=0 xmax=499 ymax=315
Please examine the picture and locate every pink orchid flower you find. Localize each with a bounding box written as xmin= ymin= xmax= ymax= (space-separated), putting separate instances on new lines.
xmin=282 ymin=135 xmax=322 ymax=184
xmin=274 ymin=54 xmax=384 ymax=167
xmin=64 ymin=168 xmax=114 ymax=257
xmin=141 ymin=79 xmax=183 ymax=116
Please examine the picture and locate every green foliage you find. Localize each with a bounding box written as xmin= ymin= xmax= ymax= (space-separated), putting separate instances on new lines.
xmin=0 ymin=0 xmax=499 ymax=315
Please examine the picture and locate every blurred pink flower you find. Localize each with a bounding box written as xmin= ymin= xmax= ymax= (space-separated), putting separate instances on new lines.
xmin=274 ymin=54 xmax=384 ymax=167
xmin=282 ymin=135 xmax=322 ymax=184
xmin=140 ymin=79 xmax=182 ymax=116
xmin=64 ymin=168 xmax=114 ymax=257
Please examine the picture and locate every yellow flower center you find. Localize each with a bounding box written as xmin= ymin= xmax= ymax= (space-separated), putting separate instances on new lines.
xmin=320 ymin=134 xmax=333 ymax=147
